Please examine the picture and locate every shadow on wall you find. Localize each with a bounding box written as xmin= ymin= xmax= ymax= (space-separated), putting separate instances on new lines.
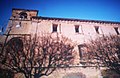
xmin=0 ymin=68 xmax=14 ymax=78
xmin=101 ymin=69 xmax=120 ymax=78
xmin=62 ymin=72 xmax=86 ymax=78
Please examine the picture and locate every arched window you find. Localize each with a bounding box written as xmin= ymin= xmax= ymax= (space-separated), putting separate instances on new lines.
xmin=19 ymin=12 xmax=27 ymax=19
xmin=6 ymin=37 xmax=23 ymax=52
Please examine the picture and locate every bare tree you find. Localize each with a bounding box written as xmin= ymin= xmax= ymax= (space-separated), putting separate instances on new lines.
xmin=86 ymin=35 xmax=120 ymax=74
xmin=0 ymin=34 xmax=75 ymax=78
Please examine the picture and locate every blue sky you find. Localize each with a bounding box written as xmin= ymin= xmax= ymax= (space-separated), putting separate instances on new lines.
xmin=0 ymin=0 xmax=120 ymax=29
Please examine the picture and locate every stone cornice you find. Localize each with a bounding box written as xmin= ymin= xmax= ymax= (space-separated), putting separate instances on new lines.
xmin=32 ymin=16 xmax=120 ymax=25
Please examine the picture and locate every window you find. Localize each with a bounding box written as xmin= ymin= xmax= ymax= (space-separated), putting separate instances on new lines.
xmin=52 ymin=24 xmax=58 ymax=32
xmin=16 ymin=22 xmax=21 ymax=28
xmin=114 ymin=27 xmax=119 ymax=35
xmin=78 ymin=44 xmax=87 ymax=60
xmin=94 ymin=26 xmax=102 ymax=34
xmin=75 ymin=25 xmax=79 ymax=33
xmin=7 ymin=37 xmax=23 ymax=52
xmin=19 ymin=12 xmax=27 ymax=19
xmin=94 ymin=26 xmax=99 ymax=34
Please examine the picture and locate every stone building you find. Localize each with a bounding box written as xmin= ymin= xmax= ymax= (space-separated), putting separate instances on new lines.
xmin=1 ymin=8 xmax=120 ymax=78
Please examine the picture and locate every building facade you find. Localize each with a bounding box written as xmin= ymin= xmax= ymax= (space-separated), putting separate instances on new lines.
xmin=1 ymin=8 xmax=120 ymax=78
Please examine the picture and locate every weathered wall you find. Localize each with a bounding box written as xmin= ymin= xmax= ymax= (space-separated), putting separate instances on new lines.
xmin=41 ymin=67 xmax=99 ymax=78
xmin=29 ymin=19 xmax=120 ymax=64
xmin=30 ymin=19 xmax=120 ymax=43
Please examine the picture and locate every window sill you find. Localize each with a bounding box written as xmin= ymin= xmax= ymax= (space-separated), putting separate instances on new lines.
xmin=52 ymin=32 xmax=58 ymax=33
xmin=75 ymin=33 xmax=84 ymax=35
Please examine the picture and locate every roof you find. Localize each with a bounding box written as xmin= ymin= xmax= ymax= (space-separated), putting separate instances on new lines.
xmin=32 ymin=16 xmax=120 ymax=24
xmin=12 ymin=8 xmax=38 ymax=12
